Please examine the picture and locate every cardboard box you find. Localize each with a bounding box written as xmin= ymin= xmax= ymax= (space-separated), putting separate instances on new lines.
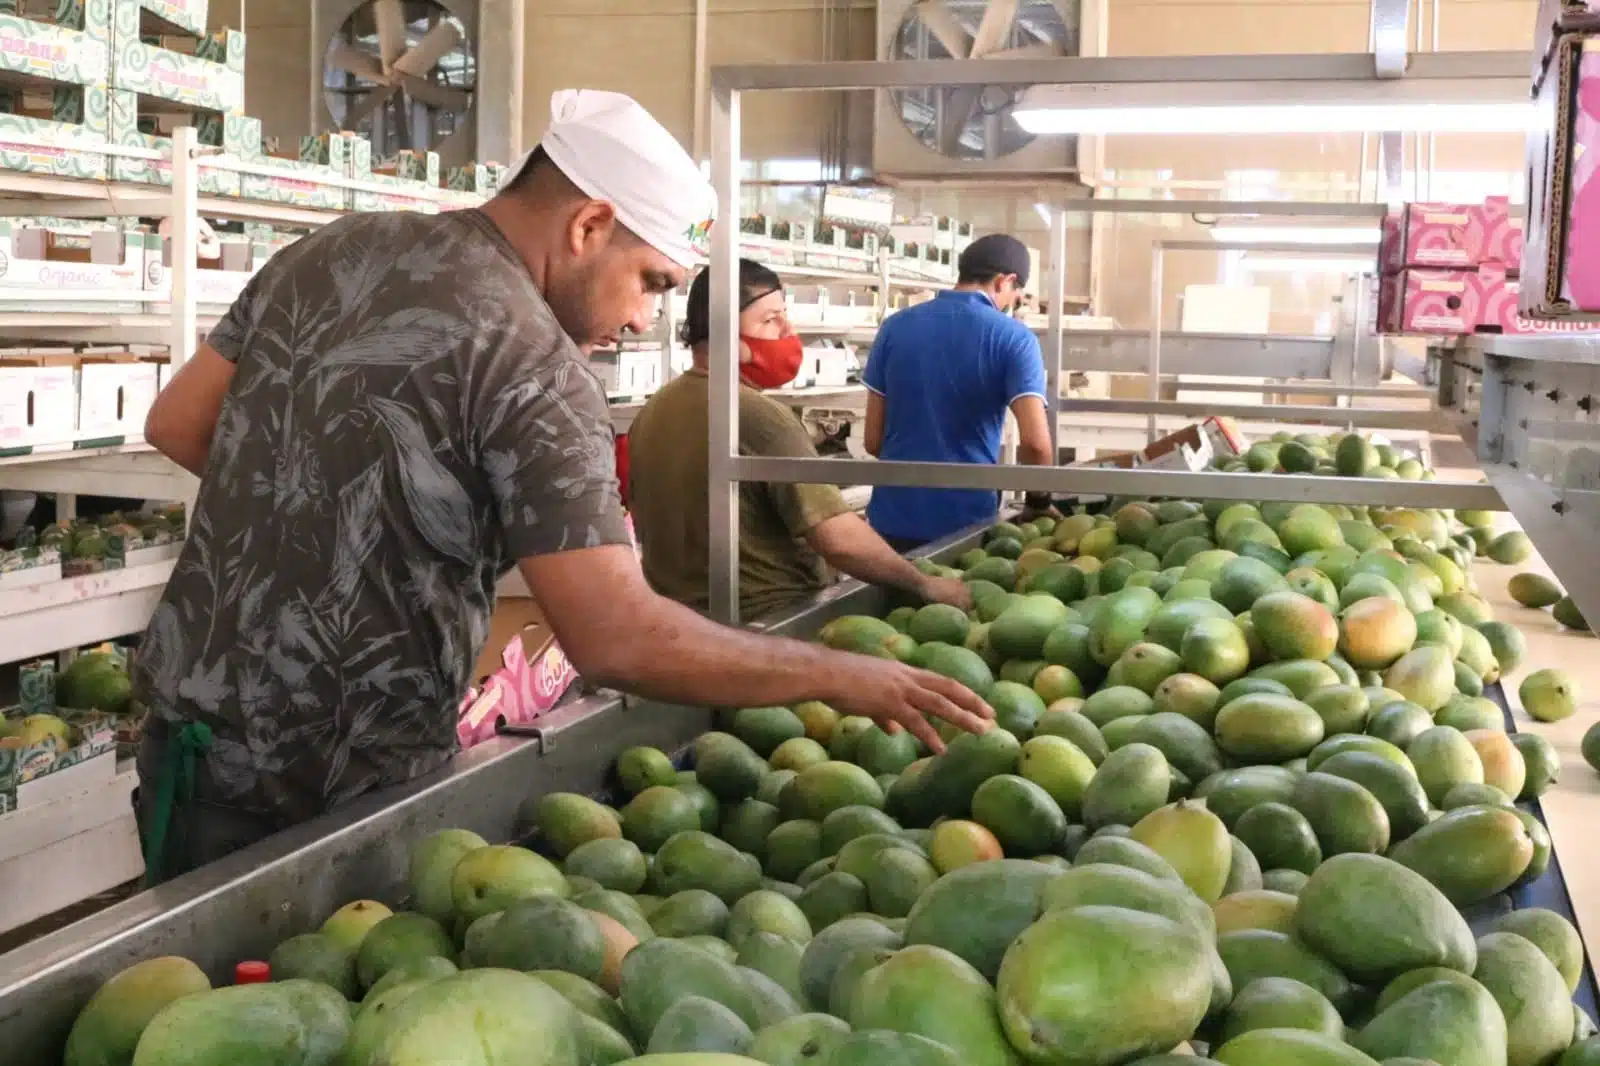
xmin=106 ymin=89 xmax=244 ymax=193
xmin=110 ymin=0 xmax=242 ymax=113
xmin=0 ymin=545 xmax=61 ymax=589
xmin=375 ymin=148 xmax=439 ymax=186
xmin=0 ymin=0 xmax=111 ymax=87
xmin=0 ymin=73 xmax=111 ymax=178
xmin=1143 ymin=417 xmax=1246 ymax=465
xmin=1522 ymin=32 xmax=1600 ymax=319
xmin=1383 ymin=267 xmax=1496 ymax=334
xmin=351 ymin=171 xmax=441 ymax=214
xmin=134 ymin=0 xmax=205 ymax=38
xmin=1534 ymin=0 xmax=1600 ymax=87
xmin=77 ymin=357 xmax=159 ymax=443
xmin=144 ymin=235 xmax=267 ymax=310
xmin=1070 ymin=449 xmax=1141 ymax=470
xmin=1483 ymin=214 xmax=1524 ymax=274
xmin=299 ymin=129 xmax=370 ymax=177
xmin=0 ymin=357 xmax=74 ymax=449
xmin=0 ymin=223 xmax=157 ymax=311
xmin=0 ymin=703 xmax=117 ymax=813
xmin=1378 ymin=198 xmax=1506 ymax=272
xmin=459 ymin=599 xmax=579 ymax=750
xmin=445 ymin=162 xmax=508 ymax=195
xmin=1479 ymin=274 xmax=1600 ymax=334
xmin=239 ymin=162 xmax=346 ymax=210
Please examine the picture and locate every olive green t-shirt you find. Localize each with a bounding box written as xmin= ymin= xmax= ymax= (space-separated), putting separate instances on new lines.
xmin=628 ymin=371 xmax=851 ymax=621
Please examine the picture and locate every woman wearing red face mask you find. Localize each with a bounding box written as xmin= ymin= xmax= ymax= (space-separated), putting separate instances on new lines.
xmin=628 ymin=258 xmax=972 ymax=622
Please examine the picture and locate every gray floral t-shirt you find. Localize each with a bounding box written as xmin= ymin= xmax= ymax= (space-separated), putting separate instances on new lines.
xmin=133 ymin=209 xmax=630 ymax=820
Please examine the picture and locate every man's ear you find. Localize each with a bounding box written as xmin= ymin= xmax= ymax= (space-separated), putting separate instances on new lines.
xmin=567 ymin=200 xmax=619 ymax=257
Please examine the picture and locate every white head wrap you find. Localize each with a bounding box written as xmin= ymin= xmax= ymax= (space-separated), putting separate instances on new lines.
xmin=509 ymin=89 xmax=716 ymax=269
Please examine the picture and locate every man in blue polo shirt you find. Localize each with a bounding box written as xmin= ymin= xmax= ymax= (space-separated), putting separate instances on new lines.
xmin=863 ymin=233 xmax=1056 ymax=550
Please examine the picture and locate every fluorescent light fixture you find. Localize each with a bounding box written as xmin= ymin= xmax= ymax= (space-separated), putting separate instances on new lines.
xmin=1012 ymin=78 xmax=1534 ymax=135
xmin=1209 ymin=225 xmax=1382 ymax=245
xmin=1034 ymin=202 xmax=1053 ymax=224
xmin=1240 ymin=255 xmax=1375 ymax=274
xmin=1015 ymin=101 xmax=1536 ymax=135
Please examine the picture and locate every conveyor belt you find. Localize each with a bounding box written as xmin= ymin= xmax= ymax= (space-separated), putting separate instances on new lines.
xmin=1 ymin=524 xmax=1596 ymax=1060
xmin=1479 ymin=681 xmax=1600 ymax=1020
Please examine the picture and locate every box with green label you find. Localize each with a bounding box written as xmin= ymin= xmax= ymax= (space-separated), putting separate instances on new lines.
xmin=0 ymin=0 xmax=112 ymax=86
xmin=446 ymin=162 xmax=509 ymax=195
xmin=110 ymin=0 xmax=242 ymax=112
xmin=105 ymin=88 xmax=240 ymax=192
xmin=0 ymin=82 xmax=107 ymax=179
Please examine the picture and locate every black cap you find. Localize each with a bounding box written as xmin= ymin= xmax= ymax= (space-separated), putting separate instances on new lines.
xmin=957 ymin=233 xmax=1031 ymax=287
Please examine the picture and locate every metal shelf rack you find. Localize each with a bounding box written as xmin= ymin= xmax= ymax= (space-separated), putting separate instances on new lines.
xmin=702 ymin=51 xmax=1521 ymax=623
xmin=0 ymin=129 xmax=495 ymax=666
xmin=1429 ymin=334 xmax=1600 ymax=633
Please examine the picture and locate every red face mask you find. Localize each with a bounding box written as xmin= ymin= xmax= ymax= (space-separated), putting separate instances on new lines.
xmin=740 ymin=334 xmax=805 ymax=389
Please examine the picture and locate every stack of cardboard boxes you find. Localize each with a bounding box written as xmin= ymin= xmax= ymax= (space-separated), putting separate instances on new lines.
xmin=1374 ymin=196 xmax=1529 ymax=335
xmin=1523 ymin=0 xmax=1600 ymax=321
xmin=0 ymin=0 xmax=506 ymax=211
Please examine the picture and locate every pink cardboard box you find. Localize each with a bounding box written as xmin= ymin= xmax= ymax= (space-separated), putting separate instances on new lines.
xmin=1523 ymin=32 xmax=1600 ymax=319
xmin=1388 ymin=268 xmax=1493 ymax=335
xmin=1379 ymin=199 xmax=1504 ymax=272
xmin=457 ymin=622 xmax=579 ymax=749
xmin=1534 ymin=0 xmax=1600 ymax=89
xmin=1479 ymin=274 xmax=1600 ymax=333
xmin=1482 ymin=208 xmax=1524 ymax=274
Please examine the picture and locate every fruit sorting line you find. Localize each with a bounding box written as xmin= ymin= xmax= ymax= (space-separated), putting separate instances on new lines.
xmin=0 ymin=521 xmax=1592 ymax=1063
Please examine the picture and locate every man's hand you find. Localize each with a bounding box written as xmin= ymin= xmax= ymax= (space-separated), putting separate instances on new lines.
xmin=825 ymin=658 xmax=992 ymax=754
xmin=917 ymin=575 xmax=973 ymax=612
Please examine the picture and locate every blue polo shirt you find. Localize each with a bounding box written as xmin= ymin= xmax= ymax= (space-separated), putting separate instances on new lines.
xmin=863 ymin=289 xmax=1047 ymax=544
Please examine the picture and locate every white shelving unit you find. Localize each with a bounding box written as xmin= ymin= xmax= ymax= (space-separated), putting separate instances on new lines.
xmin=0 ymin=133 xmax=498 ymax=934
xmin=0 ymin=130 xmax=493 ymax=668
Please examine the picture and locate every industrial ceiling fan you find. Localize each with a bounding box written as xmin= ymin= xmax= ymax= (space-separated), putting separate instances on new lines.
xmin=891 ymin=0 xmax=1071 ymax=160
xmin=325 ymin=0 xmax=473 ymax=151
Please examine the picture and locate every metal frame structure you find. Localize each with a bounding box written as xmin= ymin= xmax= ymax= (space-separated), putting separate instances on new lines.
xmin=1146 ymin=236 xmax=1385 ymax=442
xmin=706 ymin=52 xmax=1518 ymax=623
xmin=1432 ymin=335 xmax=1600 ymax=631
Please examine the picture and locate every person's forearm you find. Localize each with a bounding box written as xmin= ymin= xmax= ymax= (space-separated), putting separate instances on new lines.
xmin=1017 ymin=439 xmax=1053 ymax=466
xmin=583 ymin=595 xmax=856 ymax=708
xmin=808 ymin=514 xmax=926 ymax=595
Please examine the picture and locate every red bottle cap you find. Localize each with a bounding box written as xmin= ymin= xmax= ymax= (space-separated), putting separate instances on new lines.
xmin=234 ymin=961 xmax=271 ymax=984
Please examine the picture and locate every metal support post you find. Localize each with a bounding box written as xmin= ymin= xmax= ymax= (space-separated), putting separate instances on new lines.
xmin=169 ymin=127 xmax=199 ymax=372
xmin=1477 ymin=354 xmax=1510 ymax=464
xmin=1045 ymin=208 xmax=1067 ymax=459
xmin=708 ymin=85 xmax=742 ymax=625
xmin=1147 ymin=244 xmax=1163 ymax=445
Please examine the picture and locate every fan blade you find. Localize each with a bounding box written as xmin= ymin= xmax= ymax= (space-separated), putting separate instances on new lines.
xmin=913 ymin=0 xmax=972 ymax=59
xmin=393 ymin=19 xmax=461 ymax=78
xmin=373 ymin=0 xmax=407 ymax=71
xmin=988 ymin=41 xmax=1066 ymax=60
xmin=344 ymin=83 xmax=399 ymax=128
xmin=327 ymin=43 xmax=387 ymax=83
xmin=937 ymin=85 xmax=981 ymax=155
xmin=400 ymin=74 xmax=470 ymax=111
xmin=970 ymin=0 xmax=1020 ymax=58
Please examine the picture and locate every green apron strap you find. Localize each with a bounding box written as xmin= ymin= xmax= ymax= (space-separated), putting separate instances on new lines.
xmin=142 ymin=722 xmax=214 ymax=887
